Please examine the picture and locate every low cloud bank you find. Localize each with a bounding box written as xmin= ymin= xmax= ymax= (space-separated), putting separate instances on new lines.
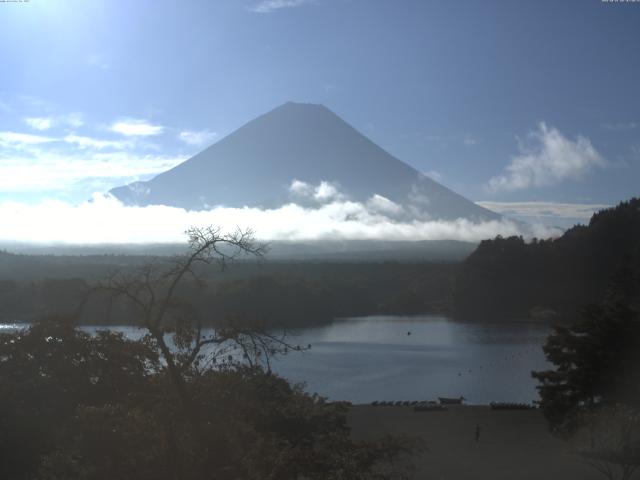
xmin=0 ymin=194 xmax=560 ymax=245
xmin=476 ymin=201 xmax=609 ymax=221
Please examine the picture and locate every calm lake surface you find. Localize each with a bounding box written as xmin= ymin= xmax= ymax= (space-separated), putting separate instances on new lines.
xmin=273 ymin=315 xmax=550 ymax=405
xmin=0 ymin=315 xmax=551 ymax=405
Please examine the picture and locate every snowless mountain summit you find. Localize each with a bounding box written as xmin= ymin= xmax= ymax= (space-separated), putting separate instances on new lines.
xmin=110 ymin=102 xmax=498 ymax=222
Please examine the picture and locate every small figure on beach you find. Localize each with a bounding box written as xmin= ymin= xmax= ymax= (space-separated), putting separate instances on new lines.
xmin=475 ymin=423 xmax=481 ymax=443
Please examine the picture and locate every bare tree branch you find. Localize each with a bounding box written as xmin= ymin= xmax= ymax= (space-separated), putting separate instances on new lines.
xmin=79 ymin=225 xmax=302 ymax=460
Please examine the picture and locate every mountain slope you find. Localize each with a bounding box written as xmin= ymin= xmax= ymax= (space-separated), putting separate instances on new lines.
xmin=110 ymin=102 xmax=497 ymax=222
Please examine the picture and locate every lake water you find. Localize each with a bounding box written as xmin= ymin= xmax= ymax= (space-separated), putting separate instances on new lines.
xmin=272 ymin=315 xmax=550 ymax=405
xmin=1 ymin=315 xmax=551 ymax=405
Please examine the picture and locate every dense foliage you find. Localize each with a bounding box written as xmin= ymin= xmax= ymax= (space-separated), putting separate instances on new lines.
xmin=531 ymin=258 xmax=640 ymax=427
xmin=454 ymin=198 xmax=640 ymax=320
xmin=532 ymin=294 xmax=640 ymax=435
xmin=0 ymin=320 xmax=417 ymax=480
xmin=531 ymin=267 xmax=640 ymax=480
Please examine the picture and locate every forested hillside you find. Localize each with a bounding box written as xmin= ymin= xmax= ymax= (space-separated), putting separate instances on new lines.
xmin=0 ymin=258 xmax=457 ymax=327
xmin=454 ymin=198 xmax=640 ymax=320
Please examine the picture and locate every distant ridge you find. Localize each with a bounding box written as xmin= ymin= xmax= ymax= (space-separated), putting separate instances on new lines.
xmin=110 ymin=102 xmax=498 ymax=222
xmin=0 ymin=239 xmax=477 ymax=262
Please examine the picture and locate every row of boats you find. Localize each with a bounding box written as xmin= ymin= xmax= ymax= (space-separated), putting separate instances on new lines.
xmin=370 ymin=398 xmax=535 ymax=411
xmin=371 ymin=396 xmax=466 ymax=411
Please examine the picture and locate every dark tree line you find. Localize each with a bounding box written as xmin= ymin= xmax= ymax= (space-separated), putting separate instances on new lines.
xmin=454 ymin=198 xmax=640 ymax=320
xmin=0 ymin=261 xmax=458 ymax=328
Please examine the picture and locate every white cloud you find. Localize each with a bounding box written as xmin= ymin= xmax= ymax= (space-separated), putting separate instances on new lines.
xmin=0 ymin=193 xmax=560 ymax=245
xmin=111 ymin=119 xmax=164 ymax=137
xmin=0 ymin=131 xmax=56 ymax=147
xmin=289 ymin=179 xmax=312 ymax=196
xmin=313 ymin=181 xmax=341 ymax=202
xmin=4 ymin=132 xmax=127 ymax=152
xmin=24 ymin=117 xmax=53 ymax=131
xmin=0 ymin=119 xmax=183 ymax=195
xmin=23 ymin=113 xmax=83 ymax=131
xmin=487 ymin=123 xmax=606 ymax=192
xmin=178 ymin=129 xmax=217 ymax=147
xmin=288 ymin=179 xmax=344 ymax=202
xmin=0 ymin=151 xmax=186 ymax=192
xmin=366 ymin=194 xmax=404 ymax=216
xmin=476 ymin=201 xmax=609 ymax=220
xmin=63 ymin=134 xmax=129 ymax=150
xmin=249 ymin=0 xmax=314 ymax=13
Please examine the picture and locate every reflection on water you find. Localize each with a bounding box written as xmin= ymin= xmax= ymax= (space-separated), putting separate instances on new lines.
xmin=274 ymin=315 xmax=550 ymax=404
xmin=0 ymin=315 xmax=550 ymax=404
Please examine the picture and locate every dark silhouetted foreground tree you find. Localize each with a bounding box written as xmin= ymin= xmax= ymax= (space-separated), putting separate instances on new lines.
xmin=0 ymin=320 xmax=160 ymax=480
xmin=532 ymin=269 xmax=640 ymax=479
xmin=0 ymin=321 xmax=419 ymax=480
xmin=532 ymin=300 xmax=640 ymax=434
xmin=88 ymin=227 xmax=286 ymax=454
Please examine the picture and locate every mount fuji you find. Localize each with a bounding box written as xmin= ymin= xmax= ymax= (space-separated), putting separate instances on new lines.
xmin=110 ymin=102 xmax=497 ymax=223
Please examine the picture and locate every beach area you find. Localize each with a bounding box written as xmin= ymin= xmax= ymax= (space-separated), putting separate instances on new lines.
xmin=348 ymin=405 xmax=602 ymax=480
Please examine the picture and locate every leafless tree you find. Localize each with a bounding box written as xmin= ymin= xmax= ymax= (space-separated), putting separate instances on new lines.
xmin=83 ymin=226 xmax=303 ymax=455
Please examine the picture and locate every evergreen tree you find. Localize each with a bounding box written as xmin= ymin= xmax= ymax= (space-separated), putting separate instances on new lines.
xmin=532 ymin=266 xmax=640 ymax=435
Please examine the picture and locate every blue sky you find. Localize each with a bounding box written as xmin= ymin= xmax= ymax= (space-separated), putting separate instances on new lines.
xmin=0 ymin=0 xmax=639 ymax=239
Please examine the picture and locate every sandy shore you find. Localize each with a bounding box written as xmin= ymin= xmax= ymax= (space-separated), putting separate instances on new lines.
xmin=348 ymin=405 xmax=603 ymax=480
